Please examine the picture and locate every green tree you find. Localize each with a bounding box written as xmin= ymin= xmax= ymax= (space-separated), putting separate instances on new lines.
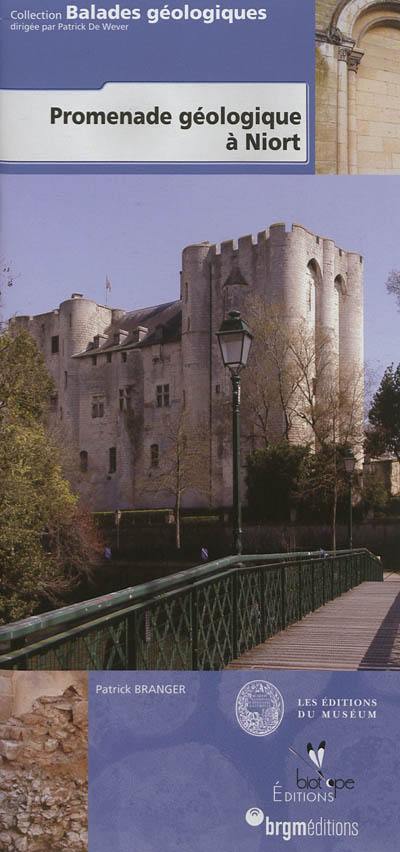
xmin=361 ymin=471 xmax=389 ymax=516
xmin=367 ymin=364 xmax=400 ymax=461
xmin=296 ymin=443 xmax=356 ymax=526
xmin=0 ymin=330 xmax=101 ymax=623
xmin=246 ymin=442 xmax=309 ymax=522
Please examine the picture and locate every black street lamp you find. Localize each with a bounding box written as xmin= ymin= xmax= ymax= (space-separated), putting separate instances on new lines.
xmin=343 ymin=448 xmax=356 ymax=550
xmin=216 ymin=310 xmax=253 ymax=555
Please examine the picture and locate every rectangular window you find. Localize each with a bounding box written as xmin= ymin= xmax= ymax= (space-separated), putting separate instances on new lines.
xmin=50 ymin=394 xmax=58 ymax=412
xmin=106 ymin=352 xmax=112 ymax=363
xmin=91 ymin=355 xmax=97 ymax=366
xmin=92 ymin=398 xmax=104 ymax=418
xmin=156 ymin=383 xmax=170 ymax=407
xmin=51 ymin=335 xmax=59 ymax=354
xmin=119 ymin=386 xmax=133 ymax=412
xmin=109 ymin=447 xmax=117 ymax=474
xmin=150 ymin=444 xmax=159 ymax=468
xmin=80 ymin=450 xmax=88 ymax=473
xmin=64 ymin=371 xmax=68 ymax=388
xmin=215 ymin=384 xmax=221 ymax=394
xmin=121 ymin=352 xmax=127 ymax=363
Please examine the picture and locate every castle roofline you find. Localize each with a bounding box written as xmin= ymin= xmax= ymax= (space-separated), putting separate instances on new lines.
xmin=197 ymin=222 xmax=361 ymax=259
xmin=73 ymin=299 xmax=182 ymax=357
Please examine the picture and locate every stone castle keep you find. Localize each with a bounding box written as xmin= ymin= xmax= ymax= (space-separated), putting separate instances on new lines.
xmin=316 ymin=0 xmax=400 ymax=174
xmin=11 ymin=223 xmax=364 ymax=511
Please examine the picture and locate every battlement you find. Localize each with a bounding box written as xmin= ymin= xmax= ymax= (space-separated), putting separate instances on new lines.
xmin=188 ymin=222 xmax=360 ymax=266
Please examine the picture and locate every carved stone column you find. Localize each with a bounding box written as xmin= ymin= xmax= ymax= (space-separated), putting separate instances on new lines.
xmin=337 ymin=46 xmax=351 ymax=173
xmin=348 ymin=50 xmax=364 ymax=175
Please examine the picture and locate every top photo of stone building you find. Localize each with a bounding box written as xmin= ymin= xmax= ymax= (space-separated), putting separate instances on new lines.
xmin=316 ymin=0 xmax=400 ymax=173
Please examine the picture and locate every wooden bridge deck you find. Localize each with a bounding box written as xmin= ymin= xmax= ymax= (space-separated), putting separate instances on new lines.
xmin=228 ymin=574 xmax=400 ymax=671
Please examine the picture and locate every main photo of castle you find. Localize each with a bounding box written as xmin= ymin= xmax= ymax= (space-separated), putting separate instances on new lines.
xmin=9 ymin=220 xmax=365 ymax=513
xmin=1 ymin=173 xmax=399 ymax=672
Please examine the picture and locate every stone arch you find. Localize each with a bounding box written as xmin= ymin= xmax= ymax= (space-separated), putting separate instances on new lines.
xmin=316 ymin=0 xmax=400 ymax=173
xmin=334 ymin=273 xmax=347 ymax=295
xmin=307 ymin=258 xmax=323 ymax=327
xmin=334 ymin=0 xmax=400 ymax=35
xmin=307 ymin=258 xmax=323 ymax=283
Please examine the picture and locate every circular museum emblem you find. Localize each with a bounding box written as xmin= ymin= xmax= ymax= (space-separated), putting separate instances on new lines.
xmin=235 ymin=680 xmax=284 ymax=737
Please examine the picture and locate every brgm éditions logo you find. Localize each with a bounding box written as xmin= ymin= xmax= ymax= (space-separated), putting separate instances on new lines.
xmin=244 ymin=739 xmax=359 ymax=841
xmin=235 ymin=680 xmax=284 ymax=736
xmin=245 ymin=807 xmax=265 ymax=827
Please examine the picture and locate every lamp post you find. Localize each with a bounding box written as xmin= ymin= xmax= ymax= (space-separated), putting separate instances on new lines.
xmin=216 ymin=310 xmax=253 ymax=555
xmin=343 ymin=449 xmax=356 ymax=550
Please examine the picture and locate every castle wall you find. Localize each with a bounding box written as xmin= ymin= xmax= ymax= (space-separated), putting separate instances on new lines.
xmin=10 ymin=223 xmax=364 ymax=512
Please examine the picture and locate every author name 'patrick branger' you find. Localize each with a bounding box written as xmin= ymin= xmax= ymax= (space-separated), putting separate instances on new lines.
xmin=95 ymin=683 xmax=187 ymax=695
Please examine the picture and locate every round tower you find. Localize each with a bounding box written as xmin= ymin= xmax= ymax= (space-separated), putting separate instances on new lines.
xmin=339 ymin=251 xmax=364 ymax=452
xmin=58 ymin=295 xmax=113 ymax=446
xmin=180 ymin=243 xmax=212 ymax=506
xmin=181 ymin=243 xmax=212 ymax=419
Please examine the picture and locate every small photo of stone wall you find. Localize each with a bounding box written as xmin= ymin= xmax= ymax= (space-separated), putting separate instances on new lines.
xmin=0 ymin=672 xmax=87 ymax=852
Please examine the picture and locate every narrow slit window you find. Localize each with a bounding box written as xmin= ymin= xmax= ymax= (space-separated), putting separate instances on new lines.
xmin=109 ymin=447 xmax=117 ymax=473
xmin=150 ymin=444 xmax=159 ymax=467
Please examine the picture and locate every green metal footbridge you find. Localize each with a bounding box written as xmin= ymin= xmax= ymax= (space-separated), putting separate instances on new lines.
xmin=0 ymin=549 xmax=383 ymax=670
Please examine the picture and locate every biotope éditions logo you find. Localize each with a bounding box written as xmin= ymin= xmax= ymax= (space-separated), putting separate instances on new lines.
xmin=244 ymin=740 xmax=359 ymax=841
xmin=235 ymin=680 xmax=284 ymax=736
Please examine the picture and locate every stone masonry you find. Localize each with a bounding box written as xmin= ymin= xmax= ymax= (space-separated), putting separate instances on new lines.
xmin=316 ymin=0 xmax=400 ymax=174
xmin=0 ymin=684 xmax=87 ymax=852
xmin=10 ymin=222 xmax=364 ymax=511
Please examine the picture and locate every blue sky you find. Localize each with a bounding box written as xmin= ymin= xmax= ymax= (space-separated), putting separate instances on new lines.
xmin=1 ymin=174 xmax=398 ymax=384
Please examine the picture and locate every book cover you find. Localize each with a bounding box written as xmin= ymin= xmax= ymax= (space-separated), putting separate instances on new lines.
xmin=0 ymin=1 xmax=399 ymax=851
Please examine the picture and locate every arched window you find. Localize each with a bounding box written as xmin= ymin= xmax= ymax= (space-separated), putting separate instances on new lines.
xmin=334 ymin=274 xmax=346 ymax=296
xmin=306 ymin=259 xmax=321 ymax=318
xmin=79 ymin=450 xmax=88 ymax=473
xmin=316 ymin=1 xmax=400 ymax=174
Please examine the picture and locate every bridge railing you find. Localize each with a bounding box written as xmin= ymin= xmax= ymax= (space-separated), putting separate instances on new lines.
xmin=0 ymin=548 xmax=382 ymax=671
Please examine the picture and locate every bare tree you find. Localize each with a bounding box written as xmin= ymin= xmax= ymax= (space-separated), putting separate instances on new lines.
xmin=386 ymin=270 xmax=400 ymax=312
xmin=241 ymin=299 xmax=305 ymax=445
xmin=286 ymin=319 xmax=336 ymax=444
xmin=141 ymin=407 xmax=210 ymax=550
xmin=295 ymin=364 xmax=364 ymax=551
xmin=243 ymin=296 xmax=364 ymax=549
xmin=0 ymin=258 xmax=19 ymax=323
